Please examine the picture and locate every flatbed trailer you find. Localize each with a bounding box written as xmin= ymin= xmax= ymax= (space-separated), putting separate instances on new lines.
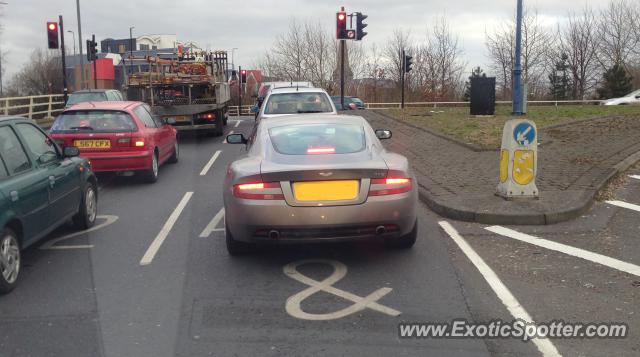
xmin=125 ymin=51 xmax=232 ymax=136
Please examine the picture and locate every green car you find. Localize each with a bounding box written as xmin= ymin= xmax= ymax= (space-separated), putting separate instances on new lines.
xmin=0 ymin=116 xmax=98 ymax=294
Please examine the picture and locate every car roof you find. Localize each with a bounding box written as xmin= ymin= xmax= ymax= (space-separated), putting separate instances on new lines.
xmin=259 ymin=114 xmax=366 ymax=129
xmin=268 ymin=87 xmax=329 ymax=95
xmin=0 ymin=116 xmax=31 ymax=124
xmin=71 ymin=89 xmax=117 ymax=94
xmin=64 ymin=101 xmax=141 ymax=111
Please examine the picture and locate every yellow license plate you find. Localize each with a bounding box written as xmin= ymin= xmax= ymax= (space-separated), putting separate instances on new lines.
xmin=174 ymin=116 xmax=190 ymax=122
xmin=73 ymin=140 xmax=111 ymax=149
xmin=293 ymin=180 xmax=359 ymax=201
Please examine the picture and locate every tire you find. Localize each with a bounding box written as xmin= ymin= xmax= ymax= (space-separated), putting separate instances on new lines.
xmin=386 ymin=220 xmax=417 ymax=249
xmin=0 ymin=228 xmax=21 ymax=295
xmin=214 ymin=111 xmax=224 ymax=136
xmin=223 ymin=109 xmax=228 ymax=126
xmin=73 ymin=182 xmax=98 ymax=230
xmin=225 ymin=222 xmax=253 ymax=256
xmin=168 ymin=141 xmax=179 ymax=164
xmin=143 ymin=151 xmax=159 ymax=183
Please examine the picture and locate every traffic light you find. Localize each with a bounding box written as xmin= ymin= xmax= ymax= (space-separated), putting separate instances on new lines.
xmin=356 ymin=12 xmax=368 ymax=40
xmin=86 ymin=39 xmax=98 ymax=61
xmin=404 ymin=54 xmax=413 ymax=73
xmin=240 ymin=70 xmax=247 ymax=84
xmin=336 ymin=11 xmax=347 ymax=39
xmin=47 ymin=22 xmax=59 ymax=49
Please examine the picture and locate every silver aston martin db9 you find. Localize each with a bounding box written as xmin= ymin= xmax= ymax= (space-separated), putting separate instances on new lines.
xmin=223 ymin=115 xmax=418 ymax=255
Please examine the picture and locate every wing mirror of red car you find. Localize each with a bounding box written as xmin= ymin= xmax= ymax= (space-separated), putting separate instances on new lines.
xmin=227 ymin=133 xmax=247 ymax=145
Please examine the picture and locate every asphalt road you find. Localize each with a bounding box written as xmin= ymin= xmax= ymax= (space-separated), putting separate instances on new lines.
xmin=0 ymin=116 xmax=638 ymax=357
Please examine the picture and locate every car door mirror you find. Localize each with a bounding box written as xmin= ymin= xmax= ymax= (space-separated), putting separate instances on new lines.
xmin=226 ymin=133 xmax=247 ymax=144
xmin=63 ymin=146 xmax=81 ymax=158
xmin=635 ymin=95 xmax=640 ymax=99
xmin=250 ymin=105 xmax=259 ymax=114
xmin=375 ymin=129 xmax=392 ymax=140
xmin=164 ymin=117 xmax=177 ymax=125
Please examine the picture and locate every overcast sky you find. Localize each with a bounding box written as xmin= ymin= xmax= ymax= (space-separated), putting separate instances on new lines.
xmin=0 ymin=0 xmax=610 ymax=81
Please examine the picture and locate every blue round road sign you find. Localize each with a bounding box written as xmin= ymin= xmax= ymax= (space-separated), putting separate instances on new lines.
xmin=513 ymin=122 xmax=536 ymax=146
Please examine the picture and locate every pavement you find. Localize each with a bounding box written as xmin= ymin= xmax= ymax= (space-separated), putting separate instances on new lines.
xmin=1 ymin=116 xmax=640 ymax=356
xmin=362 ymin=110 xmax=640 ymax=225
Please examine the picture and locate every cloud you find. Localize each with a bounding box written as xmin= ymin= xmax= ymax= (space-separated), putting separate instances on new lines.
xmin=0 ymin=0 xmax=610 ymax=81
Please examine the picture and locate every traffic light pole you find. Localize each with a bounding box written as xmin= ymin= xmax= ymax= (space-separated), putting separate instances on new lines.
xmin=238 ymin=65 xmax=242 ymax=116
xmin=59 ymin=15 xmax=68 ymax=104
xmin=92 ymin=34 xmax=98 ymax=89
xmin=401 ymin=50 xmax=405 ymax=109
xmin=340 ymin=40 xmax=345 ymax=110
xmin=512 ymin=0 xmax=524 ymax=115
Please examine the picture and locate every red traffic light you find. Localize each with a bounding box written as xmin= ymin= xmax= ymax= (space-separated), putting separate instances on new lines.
xmin=47 ymin=21 xmax=59 ymax=49
xmin=338 ymin=13 xmax=346 ymax=21
xmin=241 ymin=70 xmax=247 ymax=74
xmin=48 ymin=23 xmax=57 ymax=31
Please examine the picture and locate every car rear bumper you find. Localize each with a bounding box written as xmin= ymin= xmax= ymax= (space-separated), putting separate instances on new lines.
xmin=225 ymin=190 xmax=418 ymax=243
xmin=82 ymin=150 xmax=153 ymax=172
xmin=174 ymin=124 xmax=218 ymax=131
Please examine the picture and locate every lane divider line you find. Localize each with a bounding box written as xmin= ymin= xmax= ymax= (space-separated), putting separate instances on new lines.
xmin=439 ymin=221 xmax=561 ymax=357
xmin=223 ymin=131 xmax=234 ymax=144
xmin=199 ymin=208 xmax=225 ymax=238
xmin=606 ymin=200 xmax=640 ymax=213
xmin=199 ymin=150 xmax=222 ymax=176
xmin=485 ymin=225 xmax=640 ymax=277
xmin=629 ymin=175 xmax=640 ymax=180
xmin=140 ymin=192 xmax=194 ymax=266
xmin=235 ymin=120 xmax=241 ymax=128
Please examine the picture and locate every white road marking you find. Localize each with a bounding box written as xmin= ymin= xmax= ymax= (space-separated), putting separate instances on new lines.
xmin=199 ymin=207 xmax=225 ymax=237
xmin=234 ymin=120 xmax=241 ymax=128
xmin=222 ymin=130 xmax=234 ymax=144
xmin=606 ymin=200 xmax=640 ymax=213
xmin=39 ymin=215 xmax=119 ymax=250
xmin=439 ymin=222 xmax=561 ymax=357
xmin=284 ymin=259 xmax=400 ymax=321
xmin=199 ymin=150 xmax=222 ymax=176
xmin=485 ymin=225 xmax=640 ymax=277
xmin=140 ymin=192 xmax=193 ymax=266
xmin=629 ymin=175 xmax=640 ymax=180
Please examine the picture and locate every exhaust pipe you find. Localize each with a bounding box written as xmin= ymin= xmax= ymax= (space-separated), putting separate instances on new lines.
xmin=375 ymin=226 xmax=387 ymax=235
xmin=268 ymin=230 xmax=280 ymax=239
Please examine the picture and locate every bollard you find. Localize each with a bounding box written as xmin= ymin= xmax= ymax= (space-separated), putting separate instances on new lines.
xmin=497 ymin=119 xmax=539 ymax=199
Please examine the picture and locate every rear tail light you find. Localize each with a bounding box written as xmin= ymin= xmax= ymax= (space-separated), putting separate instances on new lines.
xmin=369 ymin=178 xmax=413 ymax=196
xmin=117 ymin=137 xmax=145 ymax=148
xmin=197 ymin=112 xmax=216 ymax=120
xmin=233 ymin=182 xmax=285 ymax=200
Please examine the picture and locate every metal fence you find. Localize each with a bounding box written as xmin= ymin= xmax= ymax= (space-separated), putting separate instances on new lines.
xmin=365 ymin=100 xmax=603 ymax=110
xmin=0 ymin=94 xmax=66 ymax=120
xmin=228 ymin=105 xmax=253 ymax=116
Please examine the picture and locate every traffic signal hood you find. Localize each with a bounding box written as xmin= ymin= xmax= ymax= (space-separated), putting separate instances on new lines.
xmin=404 ymin=54 xmax=413 ymax=73
xmin=47 ymin=22 xmax=59 ymax=49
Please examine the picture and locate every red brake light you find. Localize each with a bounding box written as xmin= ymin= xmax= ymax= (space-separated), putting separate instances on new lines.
xmin=134 ymin=139 xmax=145 ymax=147
xmin=233 ymin=182 xmax=284 ymax=200
xmin=307 ymin=147 xmax=336 ymax=155
xmin=369 ymin=178 xmax=413 ymax=196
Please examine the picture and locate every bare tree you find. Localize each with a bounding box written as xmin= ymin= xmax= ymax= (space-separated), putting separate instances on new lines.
xmin=416 ymin=17 xmax=466 ymax=101
xmin=597 ymin=0 xmax=639 ymax=69
xmin=486 ymin=8 xmax=554 ymax=99
xmin=383 ymin=28 xmax=411 ymax=89
xmin=558 ymin=7 xmax=600 ymax=99
xmin=362 ymin=43 xmax=387 ymax=102
xmin=7 ymin=49 xmax=63 ymax=96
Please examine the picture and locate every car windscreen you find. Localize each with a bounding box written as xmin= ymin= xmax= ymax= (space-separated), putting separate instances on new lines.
xmin=268 ymin=123 xmax=366 ymax=155
xmin=51 ymin=110 xmax=137 ymax=133
xmin=264 ymin=93 xmax=333 ymax=114
xmin=66 ymin=92 xmax=108 ymax=105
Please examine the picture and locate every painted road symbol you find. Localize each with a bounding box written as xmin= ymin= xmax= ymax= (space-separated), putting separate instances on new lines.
xmin=284 ymin=259 xmax=401 ymax=321
xmin=513 ymin=122 xmax=536 ymax=146
xmin=39 ymin=215 xmax=119 ymax=250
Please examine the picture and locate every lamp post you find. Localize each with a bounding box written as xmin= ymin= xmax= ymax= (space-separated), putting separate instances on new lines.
xmin=0 ymin=1 xmax=7 ymax=97
xmin=76 ymin=0 xmax=85 ymax=89
xmin=129 ymin=27 xmax=135 ymax=77
xmin=512 ymin=0 xmax=524 ymax=115
xmin=231 ymin=47 xmax=238 ymax=72
xmin=67 ymin=30 xmax=77 ymax=57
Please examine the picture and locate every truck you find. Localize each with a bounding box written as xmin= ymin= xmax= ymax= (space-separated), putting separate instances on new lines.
xmin=125 ymin=50 xmax=231 ymax=136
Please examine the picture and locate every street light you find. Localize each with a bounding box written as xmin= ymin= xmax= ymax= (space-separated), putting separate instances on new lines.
xmin=231 ymin=47 xmax=238 ymax=72
xmin=129 ymin=26 xmax=135 ymax=79
xmin=0 ymin=1 xmax=7 ymax=97
xmin=512 ymin=0 xmax=524 ymax=115
xmin=67 ymin=30 xmax=77 ymax=57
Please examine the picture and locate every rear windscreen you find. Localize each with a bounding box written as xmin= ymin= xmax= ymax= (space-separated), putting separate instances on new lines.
xmin=269 ymin=124 xmax=365 ymax=155
xmin=51 ymin=111 xmax=137 ymax=133
xmin=66 ymin=93 xmax=108 ymax=105
xmin=264 ymin=93 xmax=333 ymax=114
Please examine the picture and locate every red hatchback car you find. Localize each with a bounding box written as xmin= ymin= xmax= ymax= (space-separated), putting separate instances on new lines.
xmin=50 ymin=101 xmax=178 ymax=183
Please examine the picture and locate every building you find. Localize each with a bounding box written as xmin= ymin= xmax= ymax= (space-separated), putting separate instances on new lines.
xmin=101 ymin=34 xmax=177 ymax=53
